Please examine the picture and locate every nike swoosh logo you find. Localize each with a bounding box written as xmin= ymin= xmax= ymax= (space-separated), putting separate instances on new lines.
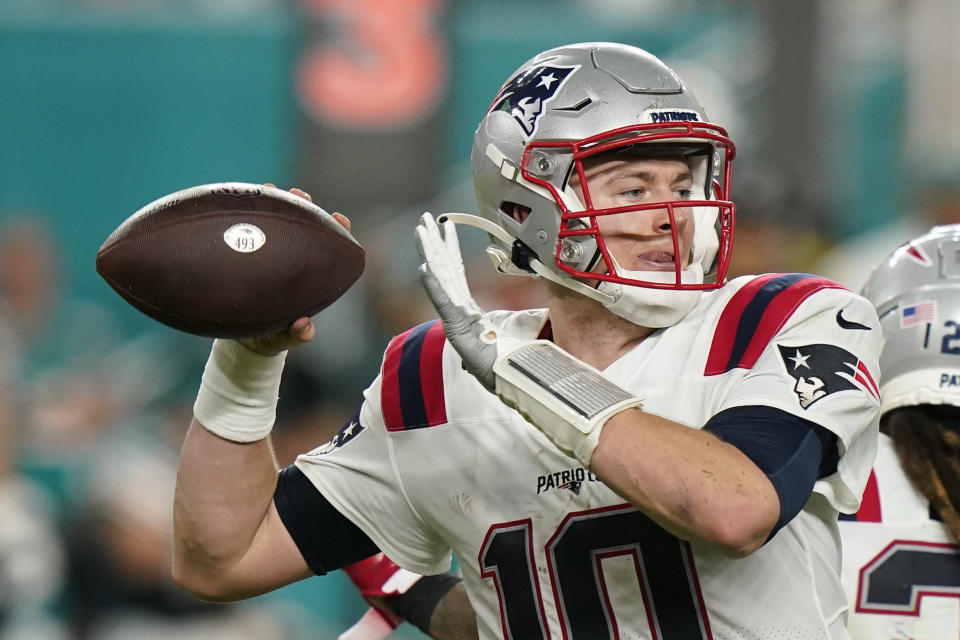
xmin=836 ymin=309 xmax=871 ymax=330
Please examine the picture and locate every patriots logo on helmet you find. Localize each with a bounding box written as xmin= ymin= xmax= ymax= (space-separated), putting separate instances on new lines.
xmin=489 ymin=64 xmax=578 ymax=136
xmin=777 ymin=344 xmax=880 ymax=409
xmin=312 ymin=412 xmax=365 ymax=455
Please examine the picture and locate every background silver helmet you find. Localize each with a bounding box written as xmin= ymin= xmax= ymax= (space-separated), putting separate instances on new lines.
xmin=861 ymin=224 xmax=960 ymax=413
xmin=470 ymin=42 xmax=736 ymax=327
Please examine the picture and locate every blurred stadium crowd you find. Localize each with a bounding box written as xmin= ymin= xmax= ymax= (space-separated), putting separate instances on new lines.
xmin=1 ymin=0 xmax=959 ymax=638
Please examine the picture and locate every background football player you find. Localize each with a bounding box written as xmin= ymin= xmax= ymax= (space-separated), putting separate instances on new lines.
xmin=841 ymin=224 xmax=960 ymax=639
xmin=171 ymin=42 xmax=882 ymax=639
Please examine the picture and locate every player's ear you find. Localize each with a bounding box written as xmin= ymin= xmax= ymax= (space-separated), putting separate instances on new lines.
xmin=501 ymin=202 xmax=531 ymax=223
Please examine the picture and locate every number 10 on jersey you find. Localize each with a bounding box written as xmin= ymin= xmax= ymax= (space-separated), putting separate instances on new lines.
xmin=479 ymin=504 xmax=712 ymax=639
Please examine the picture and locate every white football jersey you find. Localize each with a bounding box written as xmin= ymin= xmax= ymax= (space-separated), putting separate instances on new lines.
xmin=839 ymin=433 xmax=960 ymax=640
xmin=297 ymin=274 xmax=882 ymax=640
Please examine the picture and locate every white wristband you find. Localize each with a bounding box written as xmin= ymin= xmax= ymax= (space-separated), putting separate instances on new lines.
xmin=193 ymin=339 xmax=288 ymax=443
xmin=493 ymin=340 xmax=642 ymax=466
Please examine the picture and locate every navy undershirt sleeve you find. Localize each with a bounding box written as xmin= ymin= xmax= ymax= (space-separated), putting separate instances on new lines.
xmin=702 ymin=405 xmax=839 ymax=538
xmin=273 ymin=464 xmax=380 ymax=575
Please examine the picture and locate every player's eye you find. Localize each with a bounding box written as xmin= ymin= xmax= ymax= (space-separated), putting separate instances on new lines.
xmin=619 ymin=187 xmax=646 ymax=199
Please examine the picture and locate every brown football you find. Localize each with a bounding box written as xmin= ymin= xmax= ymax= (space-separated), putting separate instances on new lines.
xmin=96 ymin=182 xmax=365 ymax=338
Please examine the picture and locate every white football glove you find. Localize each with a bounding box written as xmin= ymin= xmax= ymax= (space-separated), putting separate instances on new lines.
xmin=414 ymin=212 xmax=509 ymax=391
xmin=415 ymin=213 xmax=642 ymax=466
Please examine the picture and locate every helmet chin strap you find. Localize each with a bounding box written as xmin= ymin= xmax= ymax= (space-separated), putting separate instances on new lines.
xmin=596 ymin=262 xmax=704 ymax=328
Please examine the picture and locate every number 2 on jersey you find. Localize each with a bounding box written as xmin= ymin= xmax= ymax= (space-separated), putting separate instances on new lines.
xmin=856 ymin=540 xmax=960 ymax=614
xmin=480 ymin=504 xmax=712 ymax=639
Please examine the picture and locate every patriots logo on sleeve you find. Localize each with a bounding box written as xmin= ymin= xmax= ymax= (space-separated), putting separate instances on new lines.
xmin=488 ymin=64 xmax=577 ymax=136
xmin=777 ymin=344 xmax=880 ymax=409
xmin=312 ymin=412 xmax=365 ymax=455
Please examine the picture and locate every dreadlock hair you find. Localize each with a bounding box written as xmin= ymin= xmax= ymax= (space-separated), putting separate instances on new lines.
xmin=881 ymin=404 xmax=960 ymax=540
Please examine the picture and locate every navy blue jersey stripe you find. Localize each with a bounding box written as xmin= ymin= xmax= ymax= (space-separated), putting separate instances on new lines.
xmin=398 ymin=320 xmax=435 ymax=429
xmin=725 ymin=273 xmax=811 ymax=371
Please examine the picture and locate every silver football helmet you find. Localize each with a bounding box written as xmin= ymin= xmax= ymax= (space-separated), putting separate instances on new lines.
xmin=460 ymin=42 xmax=736 ymax=327
xmin=861 ymin=224 xmax=960 ymax=413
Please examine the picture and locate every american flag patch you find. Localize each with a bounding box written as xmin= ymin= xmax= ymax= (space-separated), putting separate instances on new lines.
xmin=900 ymin=300 xmax=936 ymax=328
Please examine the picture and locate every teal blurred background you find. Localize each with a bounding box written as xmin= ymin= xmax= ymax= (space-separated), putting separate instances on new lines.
xmin=0 ymin=1 xmax=957 ymax=638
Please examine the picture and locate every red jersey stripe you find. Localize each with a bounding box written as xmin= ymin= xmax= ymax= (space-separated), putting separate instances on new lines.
xmin=706 ymin=274 xmax=846 ymax=375
xmin=419 ymin=321 xmax=448 ymax=427
xmin=738 ymin=278 xmax=846 ymax=370
xmin=381 ymin=328 xmax=411 ymax=431
xmin=857 ymin=470 xmax=882 ymax=522
xmin=705 ymin=274 xmax=782 ymax=375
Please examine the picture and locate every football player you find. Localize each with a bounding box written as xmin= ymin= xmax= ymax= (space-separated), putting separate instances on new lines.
xmin=171 ymin=43 xmax=882 ymax=639
xmin=840 ymin=224 xmax=960 ymax=639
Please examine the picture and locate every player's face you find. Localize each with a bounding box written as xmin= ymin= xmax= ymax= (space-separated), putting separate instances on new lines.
xmin=570 ymin=155 xmax=695 ymax=273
